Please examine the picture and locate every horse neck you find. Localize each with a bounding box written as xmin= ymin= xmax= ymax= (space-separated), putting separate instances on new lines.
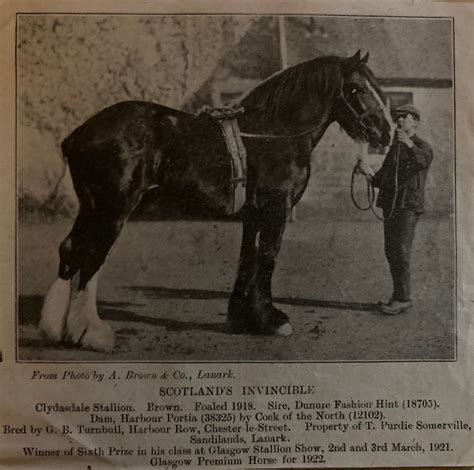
xmin=238 ymin=69 xmax=340 ymax=137
xmin=237 ymin=98 xmax=334 ymax=142
xmin=309 ymin=122 xmax=332 ymax=150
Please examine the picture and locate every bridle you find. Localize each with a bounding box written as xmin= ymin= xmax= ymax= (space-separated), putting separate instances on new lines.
xmin=335 ymin=79 xmax=387 ymax=142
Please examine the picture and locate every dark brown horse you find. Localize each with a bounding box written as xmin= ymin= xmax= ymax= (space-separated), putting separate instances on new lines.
xmin=39 ymin=51 xmax=393 ymax=351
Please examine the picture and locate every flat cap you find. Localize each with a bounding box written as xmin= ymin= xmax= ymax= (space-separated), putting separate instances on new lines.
xmin=394 ymin=104 xmax=421 ymax=120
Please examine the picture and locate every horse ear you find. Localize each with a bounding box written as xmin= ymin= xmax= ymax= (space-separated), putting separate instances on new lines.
xmin=361 ymin=51 xmax=370 ymax=63
xmin=343 ymin=50 xmax=361 ymax=73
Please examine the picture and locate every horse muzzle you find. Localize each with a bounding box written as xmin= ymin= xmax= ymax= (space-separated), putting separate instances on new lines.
xmin=360 ymin=110 xmax=392 ymax=147
xmin=364 ymin=126 xmax=384 ymax=147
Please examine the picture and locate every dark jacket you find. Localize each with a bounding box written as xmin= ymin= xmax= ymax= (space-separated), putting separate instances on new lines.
xmin=372 ymin=134 xmax=433 ymax=214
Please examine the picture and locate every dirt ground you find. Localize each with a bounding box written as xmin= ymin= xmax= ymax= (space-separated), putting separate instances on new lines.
xmin=17 ymin=216 xmax=455 ymax=362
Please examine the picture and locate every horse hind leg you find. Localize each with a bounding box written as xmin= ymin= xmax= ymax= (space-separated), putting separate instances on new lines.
xmin=65 ymin=214 xmax=127 ymax=352
xmin=39 ymin=212 xmax=86 ymax=342
xmin=39 ymin=278 xmax=71 ymax=342
xmin=40 ymin=207 xmax=125 ymax=351
xmin=67 ymin=268 xmax=113 ymax=352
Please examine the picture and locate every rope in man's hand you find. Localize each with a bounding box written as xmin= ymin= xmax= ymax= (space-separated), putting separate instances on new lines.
xmin=350 ymin=142 xmax=399 ymax=221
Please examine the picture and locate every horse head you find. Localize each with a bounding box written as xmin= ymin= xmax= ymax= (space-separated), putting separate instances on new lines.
xmin=334 ymin=50 xmax=394 ymax=147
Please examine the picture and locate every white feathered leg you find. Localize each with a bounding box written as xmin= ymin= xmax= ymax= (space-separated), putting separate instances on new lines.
xmin=39 ymin=278 xmax=71 ymax=341
xmin=65 ymin=272 xmax=87 ymax=344
xmin=66 ymin=270 xmax=114 ymax=352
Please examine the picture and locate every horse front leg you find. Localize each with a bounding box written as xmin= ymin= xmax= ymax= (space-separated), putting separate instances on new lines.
xmin=253 ymin=189 xmax=292 ymax=336
xmin=228 ymin=207 xmax=259 ymax=332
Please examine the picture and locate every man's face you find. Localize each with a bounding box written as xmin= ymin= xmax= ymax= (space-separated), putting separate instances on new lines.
xmin=395 ymin=113 xmax=418 ymax=135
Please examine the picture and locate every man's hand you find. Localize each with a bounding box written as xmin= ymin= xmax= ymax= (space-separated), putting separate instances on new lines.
xmin=396 ymin=129 xmax=414 ymax=148
xmin=356 ymin=158 xmax=375 ymax=180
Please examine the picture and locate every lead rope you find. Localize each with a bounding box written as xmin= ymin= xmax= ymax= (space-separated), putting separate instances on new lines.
xmin=351 ymin=143 xmax=400 ymax=221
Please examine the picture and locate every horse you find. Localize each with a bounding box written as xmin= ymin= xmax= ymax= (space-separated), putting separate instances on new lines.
xmin=39 ymin=50 xmax=393 ymax=351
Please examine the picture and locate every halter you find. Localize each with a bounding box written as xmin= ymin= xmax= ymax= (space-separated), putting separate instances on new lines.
xmin=336 ymin=81 xmax=386 ymax=141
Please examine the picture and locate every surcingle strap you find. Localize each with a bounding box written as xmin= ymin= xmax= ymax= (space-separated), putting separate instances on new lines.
xmin=199 ymin=106 xmax=247 ymax=214
xmin=220 ymin=118 xmax=247 ymax=214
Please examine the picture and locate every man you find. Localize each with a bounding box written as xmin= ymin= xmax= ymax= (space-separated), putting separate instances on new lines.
xmin=363 ymin=104 xmax=433 ymax=315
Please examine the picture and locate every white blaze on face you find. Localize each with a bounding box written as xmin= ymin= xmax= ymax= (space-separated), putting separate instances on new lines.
xmin=364 ymin=78 xmax=395 ymax=143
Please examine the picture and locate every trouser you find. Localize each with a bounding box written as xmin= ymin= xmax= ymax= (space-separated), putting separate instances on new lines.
xmin=383 ymin=209 xmax=420 ymax=302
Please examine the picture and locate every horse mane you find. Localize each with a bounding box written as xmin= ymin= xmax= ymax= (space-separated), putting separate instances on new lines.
xmin=239 ymin=56 xmax=344 ymax=124
xmin=238 ymin=55 xmax=386 ymax=126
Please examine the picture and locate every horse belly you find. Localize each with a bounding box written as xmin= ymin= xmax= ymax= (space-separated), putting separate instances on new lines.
xmin=157 ymin=119 xmax=243 ymax=218
xmin=159 ymin=148 xmax=238 ymax=218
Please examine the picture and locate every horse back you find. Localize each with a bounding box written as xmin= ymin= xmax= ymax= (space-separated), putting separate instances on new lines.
xmin=61 ymin=101 xmax=192 ymax=160
xmin=60 ymin=101 xmax=195 ymax=213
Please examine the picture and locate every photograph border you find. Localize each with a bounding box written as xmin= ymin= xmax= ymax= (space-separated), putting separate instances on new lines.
xmin=14 ymin=11 xmax=457 ymax=365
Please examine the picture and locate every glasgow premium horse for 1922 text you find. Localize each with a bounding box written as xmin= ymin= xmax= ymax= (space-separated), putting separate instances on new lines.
xmin=39 ymin=51 xmax=393 ymax=351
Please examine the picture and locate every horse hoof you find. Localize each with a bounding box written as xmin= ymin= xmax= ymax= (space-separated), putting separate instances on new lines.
xmin=39 ymin=320 xmax=64 ymax=343
xmin=65 ymin=315 xmax=89 ymax=345
xmin=261 ymin=307 xmax=292 ymax=336
xmin=274 ymin=322 xmax=293 ymax=336
xmin=80 ymin=321 xmax=115 ymax=352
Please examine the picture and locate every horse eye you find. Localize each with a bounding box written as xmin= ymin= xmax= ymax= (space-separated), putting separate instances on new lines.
xmin=345 ymin=85 xmax=362 ymax=97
